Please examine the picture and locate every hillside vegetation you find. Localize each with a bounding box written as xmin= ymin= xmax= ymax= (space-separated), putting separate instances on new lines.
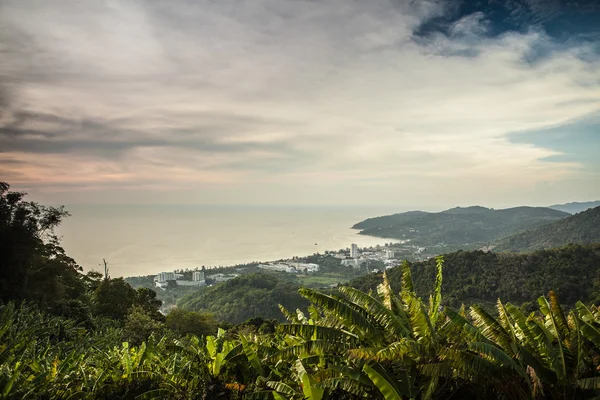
xmin=352 ymin=206 xmax=568 ymax=247
xmin=6 ymin=257 xmax=600 ymax=398
xmin=350 ymin=243 xmax=600 ymax=309
xmin=177 ymin=273 xmax=309 ymax=324
xmin=493 ymin=206 xmax=600 ymax=252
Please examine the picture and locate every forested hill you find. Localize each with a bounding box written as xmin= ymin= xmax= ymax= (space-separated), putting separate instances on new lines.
xmin=549 ymin=200 xmax=600 ymax=214
xmin=493 ymin=206 xmax=600 ymax=253
xmin=350 ymin=243 xmax=600 ymax=309
xmin=177 ymin=273 xmax=309 ymax=324
xmin=352 ymin=206 xmax=569 ymax=247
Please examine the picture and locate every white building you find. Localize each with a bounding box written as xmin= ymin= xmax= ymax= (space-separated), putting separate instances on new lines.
xmin=192 ymin=271 xmax=205 ymax=281
xmin=385 ymin=250 xmax=395 ymax=259
xmin=156 ymin=272 xmax=176 ymax=282
xmin=207 ymin=273 xmax=238 ymax=282
xmin=291 ymin=262 xmax=320 ymax=273
xmin=350 ymin=243 xmax=358 ymax=258
xmin=154 ymin=271 xmax=204 ymax=289
xmin=258 ymin=263 xmax=297 ymax=273
xmin=342 ymin=258 xmax=367 ymax=269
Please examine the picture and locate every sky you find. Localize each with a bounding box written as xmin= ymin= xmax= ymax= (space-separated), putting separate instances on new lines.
xmin=1 ymin=0 xmax=599 ymax=208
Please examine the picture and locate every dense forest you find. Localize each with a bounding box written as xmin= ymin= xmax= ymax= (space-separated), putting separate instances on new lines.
xmin=352 ymin=206 xmax=568 ymax=247
xmin=493 ymin=206 xmax=600 ymax=253
xmin=4 ymin=181 xmax=600 ymax=399
xmin=351 ymin=244 xmax=600 ymax=309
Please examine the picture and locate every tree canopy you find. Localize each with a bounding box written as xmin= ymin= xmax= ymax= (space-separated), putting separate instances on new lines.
xmin=350 ymin=244 xmax=600 ymax=309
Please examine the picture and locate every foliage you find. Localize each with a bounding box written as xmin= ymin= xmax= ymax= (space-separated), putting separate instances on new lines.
xmin=178 ymin=273 xmax=309 ymax=324
xmin=166 ymin=308 xmax=219 ymax=338
xmin=122 ymin=306 xmax=166 ymax=346
xmin=351 ymin=244 xmax=600 ymax=308
xmin=0 ymin=302 xmax=215 ymax=399
xmin=4 ymin=255 xmax=600 ymax=399
xmin=352 ymin=206 xmax=568 ymax=247
xmin=0 ymin=182 xmax=86 ymax=307
xmin=494 ymin=206 xmax=600 ymax=252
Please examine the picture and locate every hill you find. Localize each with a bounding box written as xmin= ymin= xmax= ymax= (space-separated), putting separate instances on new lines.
xmin=352 ymin=206 xmax=569 ymax=248
xmin=177 ymin=273 xmax=309 ymax=324
xmin=548 ymin=200 xmax=600 ymax=214
xmin=349 ymin=243 xmax=600 ymax=309
xmin=493 ymin=206 xmax=600 ymax=252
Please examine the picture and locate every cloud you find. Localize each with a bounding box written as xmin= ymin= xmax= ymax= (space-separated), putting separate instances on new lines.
xmin=0 ymin=0 xmax=599 ymax=206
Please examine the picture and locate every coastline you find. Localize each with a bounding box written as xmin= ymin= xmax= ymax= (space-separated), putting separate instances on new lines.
xmin=57 ymin=204 xmax=403 ymax=277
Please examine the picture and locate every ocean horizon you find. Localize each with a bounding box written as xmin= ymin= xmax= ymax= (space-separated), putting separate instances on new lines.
xmin=56 ymin=204 xmax=411 ymax=277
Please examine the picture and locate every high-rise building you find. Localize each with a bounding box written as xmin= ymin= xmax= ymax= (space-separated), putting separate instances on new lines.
xmin=192 ymin=271 xmax=205 ymax=281
xmin=385 ymin=250 xmax=395 ymax=259
xmin=157 ymin=272 xmax=176 ymax=282
xmin=350 ymin=243 xmax=358 ymax=258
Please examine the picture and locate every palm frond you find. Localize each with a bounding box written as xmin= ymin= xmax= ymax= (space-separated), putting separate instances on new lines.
xmin=363 ymin=363 xmax=408 ymax=400
xmin=400 ymin=261 xmax=414 ymax=294
xmin=428 ymin=256 xmax=444 ymax=326
xmin=298 ymin=288 xmax=381 ymax=344
xmin=339 ymin=286 xmax=410 ymax=338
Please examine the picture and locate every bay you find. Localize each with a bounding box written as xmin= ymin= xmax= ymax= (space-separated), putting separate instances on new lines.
xmin=56 ymin=205 xmax=402 ymax=277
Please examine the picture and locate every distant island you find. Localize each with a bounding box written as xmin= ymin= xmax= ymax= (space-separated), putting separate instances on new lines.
xmin=548 ymin=200 xmax=600 ymax=214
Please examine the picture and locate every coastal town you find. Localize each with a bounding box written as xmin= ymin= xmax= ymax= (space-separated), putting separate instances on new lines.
xmin=148 ymin=240 xmax=432 ymax=290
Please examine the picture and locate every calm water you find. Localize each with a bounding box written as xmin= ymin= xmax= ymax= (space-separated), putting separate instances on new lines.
xmin=56 ymin=205 xmax=403 ymax=277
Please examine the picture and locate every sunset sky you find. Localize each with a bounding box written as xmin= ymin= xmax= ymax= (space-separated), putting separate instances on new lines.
xmin=1 ymin=0 xmax=599 ymax=208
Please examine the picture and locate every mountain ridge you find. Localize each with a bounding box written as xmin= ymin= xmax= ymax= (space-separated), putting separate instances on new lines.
xmin=352 ymin=205 xmax=569 ymax=248
xmin=493 ymin=206 xmax=600 ymax=252
xmin=548 ymin=201 xmax=600 ymax=214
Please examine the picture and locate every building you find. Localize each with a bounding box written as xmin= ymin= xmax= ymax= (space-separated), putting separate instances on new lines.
xmin=385 ymin=250 xmax=395 ymax=259
xmin=156 ymin=272 xmax=176 ymax=282
xmin=258 ymin=263 xmax=297 ymax=273
xmin=342 ymin=258 xmax=367 ymax=269
xmin=192 ymin=271 xmax=205 ymax=281
xmin=290 ymin=262 xmax=320 ymax=273
xmin=350 ymin=243 xmax=358 ymax=258
xmin=206 ymin=273 xmax=238 ymax=283
xmin=154 ymin=271 xmax=204 ymax=289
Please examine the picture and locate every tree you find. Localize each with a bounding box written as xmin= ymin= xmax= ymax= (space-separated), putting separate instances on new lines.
xmin=93 ymin=278 xmax=138 ymax=321
xmin=135 ymin=287 xmax=164 ymax=322
xmin=0 ymin=182 xmax=85 ymax=307
xmin=122 ymin=307 xmax=166 ymax=346
xmin=166 ymin=308 xmax=218 ymax=338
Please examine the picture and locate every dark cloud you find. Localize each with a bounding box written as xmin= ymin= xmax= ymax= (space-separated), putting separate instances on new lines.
xmin=0 ymin=110 xmax=306 ymax=164
xmin=414 ymin=0 xmax=600 ymax=42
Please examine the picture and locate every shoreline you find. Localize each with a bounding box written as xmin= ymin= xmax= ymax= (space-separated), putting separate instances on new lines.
xmin=121 ymin=232 xmax=401 ymax=278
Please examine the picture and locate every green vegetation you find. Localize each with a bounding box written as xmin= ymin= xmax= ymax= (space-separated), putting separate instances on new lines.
xmin=0 ymin=182 xmax=86 ymax=310
xmin=5 ymin=257 xmax=600 ymax=399
xmin=353 ymin=206 xmax=568 ymax=247
xmin=351 ymin=244 xmax=600 ymax=310
xmin=178 ymin=273 xmax=310 ymax=324
xmin=494 ymin=206 xmax=600 ymax=252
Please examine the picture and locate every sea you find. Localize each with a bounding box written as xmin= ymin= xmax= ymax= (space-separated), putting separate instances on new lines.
xmin=56 ymin=205 xmax=405 ymax=277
